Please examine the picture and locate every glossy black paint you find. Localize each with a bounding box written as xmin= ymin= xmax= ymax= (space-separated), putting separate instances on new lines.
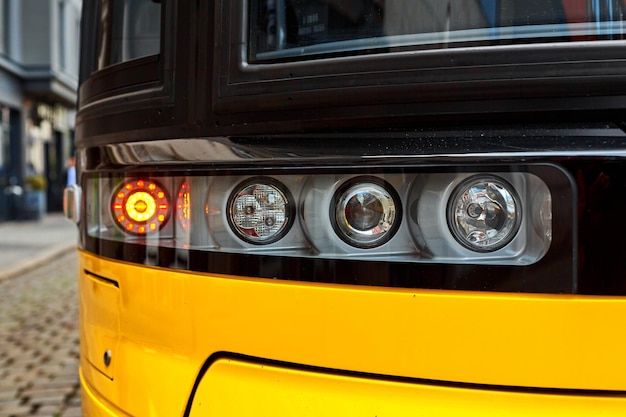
xmin=77 ymin=0 xmax=626 ymax=148
xmin=572 ymin=160 xmax=626 ymax=295
xmin=76 ymin=0 xmax=626 ymax=295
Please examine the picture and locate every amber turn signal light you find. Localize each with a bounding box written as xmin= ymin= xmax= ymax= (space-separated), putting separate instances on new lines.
xmin=111 ymin=179 xmax=170 ymax=235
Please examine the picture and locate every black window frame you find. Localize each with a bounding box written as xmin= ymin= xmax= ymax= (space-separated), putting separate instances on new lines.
xmin=212 ymin=0 xmax=626 ymax=118
xmin=78 ymin=0 xmax=174 ymax=109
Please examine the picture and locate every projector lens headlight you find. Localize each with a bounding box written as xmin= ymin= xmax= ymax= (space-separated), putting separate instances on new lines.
xmin=332 ymin=178 xmax=401 ymax=248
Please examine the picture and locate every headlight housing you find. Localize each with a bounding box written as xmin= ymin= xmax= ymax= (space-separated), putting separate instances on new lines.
xmin=86 ymin=168 xmax=554 ymax=266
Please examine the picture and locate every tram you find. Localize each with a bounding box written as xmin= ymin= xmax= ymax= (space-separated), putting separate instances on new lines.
xmin=66 ymin=0 xmax=626 ymax=415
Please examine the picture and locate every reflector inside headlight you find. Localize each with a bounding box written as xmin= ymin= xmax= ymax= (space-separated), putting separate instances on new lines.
xmin=447 ymin=176 xmax=521 ymax=252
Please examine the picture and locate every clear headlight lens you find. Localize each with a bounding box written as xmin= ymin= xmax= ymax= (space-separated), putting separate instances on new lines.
xmin=332 ymin=178 xmax=401 ymax=248
xmin=447 ymin=176 xmax=521 ymax=252
xmin=227 ymin=179 xmax=293 ymax=244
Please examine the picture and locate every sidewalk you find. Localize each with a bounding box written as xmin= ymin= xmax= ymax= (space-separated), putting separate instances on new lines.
xmin=0 ymin=213 xmax=78 ymax=282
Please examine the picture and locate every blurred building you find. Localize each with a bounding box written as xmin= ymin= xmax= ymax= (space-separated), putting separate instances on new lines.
xmin=0 ymin=0 xmax=81 ymax=221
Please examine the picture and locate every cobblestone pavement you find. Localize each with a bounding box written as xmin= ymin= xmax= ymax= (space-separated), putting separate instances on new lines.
xmin=0 ymin=250 xmax=81 ymax=417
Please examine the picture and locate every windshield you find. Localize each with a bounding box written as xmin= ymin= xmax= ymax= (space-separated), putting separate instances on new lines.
xmin=250 ymin=0 xmax=626 ymax=62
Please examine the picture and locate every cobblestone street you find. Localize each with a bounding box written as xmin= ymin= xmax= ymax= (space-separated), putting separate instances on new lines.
xmin=0 ymin=250 xmax=81 ymax=417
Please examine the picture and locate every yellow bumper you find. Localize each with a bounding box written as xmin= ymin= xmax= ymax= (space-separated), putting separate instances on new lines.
xmin=187 ymin=358 xmax=626 ymax=417
xmin=79 ymin=250 xmax=626 ymax=416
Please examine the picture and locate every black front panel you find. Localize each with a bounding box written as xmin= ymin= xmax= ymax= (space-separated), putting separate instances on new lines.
xmin=78 ymin=129 xmax=626 ymax=295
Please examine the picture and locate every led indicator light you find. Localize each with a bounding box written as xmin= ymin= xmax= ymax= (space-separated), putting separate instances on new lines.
xmin=111 ymin=179 xmax=170 ymax=235
xmin=176 ymin=182 xmax=191 ymax=231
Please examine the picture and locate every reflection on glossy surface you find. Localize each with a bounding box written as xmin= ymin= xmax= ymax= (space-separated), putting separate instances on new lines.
xmin=93 ymin=126 xmax=626 ymax=167
xmin=252 ymin=0 xmax=626 ymax=61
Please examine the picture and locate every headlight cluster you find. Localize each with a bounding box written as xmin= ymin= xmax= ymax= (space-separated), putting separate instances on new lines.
xmin=87 ymin=170 xmax=553 ymax=265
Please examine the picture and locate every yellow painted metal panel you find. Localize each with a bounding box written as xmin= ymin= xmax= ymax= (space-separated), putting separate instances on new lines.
xmin=80 ymin=367 xmax=130 ymax=417
xmin=190 ymin=358 xmax=626 ymax=417
xmin=80 ymin=271 xmax=120 ymax=379
xmin=78 ymin=251 xmax=626 ymax=416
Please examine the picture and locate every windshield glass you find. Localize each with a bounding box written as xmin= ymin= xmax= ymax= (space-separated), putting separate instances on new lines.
xmin=250 ymin=0 xmax=626 ymax=62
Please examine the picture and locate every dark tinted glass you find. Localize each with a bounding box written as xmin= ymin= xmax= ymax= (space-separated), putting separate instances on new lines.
xmin=250 ymin=0 xmax=626 ymax=62
xmin=110 ymin=0 xmax=161 ymax=65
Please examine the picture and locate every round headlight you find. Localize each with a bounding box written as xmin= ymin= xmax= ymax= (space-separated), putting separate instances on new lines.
xmin=332 ymin=178 xmax=401 ymax=248
xmin=227 ymin=179 xmax=294 ymax=244
xmin=447 ymin=176 xmax=521 ymax=252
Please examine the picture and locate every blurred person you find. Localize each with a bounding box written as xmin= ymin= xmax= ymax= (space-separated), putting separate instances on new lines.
xmin=66 ymin=156 xmax=76 ymax=186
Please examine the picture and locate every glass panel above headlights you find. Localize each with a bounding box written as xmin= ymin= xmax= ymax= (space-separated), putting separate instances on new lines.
xmin=250 ymin=0 xmax=626 ymax=62
xmin=85 ymin=169 xmax=553 ymax=266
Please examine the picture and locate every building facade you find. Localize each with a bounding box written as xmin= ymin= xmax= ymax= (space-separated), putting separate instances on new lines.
xmin=0 ymin=0 xmax=81 ymax=221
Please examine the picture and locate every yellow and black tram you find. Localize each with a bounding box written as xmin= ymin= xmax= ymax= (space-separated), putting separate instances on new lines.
xmin=66 ymin=0 xmax=626 ymax=415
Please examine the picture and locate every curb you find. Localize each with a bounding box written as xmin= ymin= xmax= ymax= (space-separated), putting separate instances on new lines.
xmin=0 ymin=243 xmax=77 ymax=283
